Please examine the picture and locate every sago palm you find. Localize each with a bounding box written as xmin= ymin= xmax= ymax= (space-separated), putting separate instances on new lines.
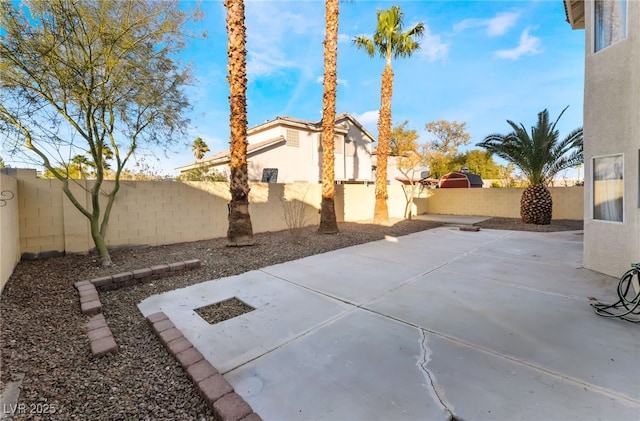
xmin=353 ymin=5 xmax=424 ymax=223
xmin=477 ymin=106 xmax=583 ymax=225
xmin=225 ymin=0 xmax=253 ymax=245
xmin=318 ymin=0 xmax=340 ymax=234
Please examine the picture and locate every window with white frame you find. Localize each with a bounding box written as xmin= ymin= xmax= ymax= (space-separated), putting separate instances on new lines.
xmin=594 ymin=0 xmax=627 ymax=52
xmin=286 ymin=129 xmax=299 ymax=147
xmin=593 ymin=154 xmax=623 ymax=222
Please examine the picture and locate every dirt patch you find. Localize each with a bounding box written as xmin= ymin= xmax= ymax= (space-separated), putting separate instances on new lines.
xmin=195 ymin=298 xmax=255 ymax=325
xmin=474 ymin=217 xmax=583 ymax=232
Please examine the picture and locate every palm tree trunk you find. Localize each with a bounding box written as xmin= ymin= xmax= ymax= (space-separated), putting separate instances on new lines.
xmin=520 ymin=183 xmax=553 ymax=225
xmin=374 ymin=62 xmax=393 ymax=223
xmin=225 ymin=0 xmax=254 ymax=246
xmin=318 ymin=0 xmax=340 ymax=234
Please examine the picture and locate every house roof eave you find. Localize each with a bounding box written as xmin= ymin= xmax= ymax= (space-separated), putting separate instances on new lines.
xmin=336 ymin=112 xmax=377 ymax=144
xmin=175 ymin=135 xmax=287 ymax=172
xmin=563 ymin=0 xmax=585 ymax=30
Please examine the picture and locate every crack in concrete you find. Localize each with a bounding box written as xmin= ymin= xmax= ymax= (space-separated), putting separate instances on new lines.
xmin=418 ymin=329 xmax=460 ymax=421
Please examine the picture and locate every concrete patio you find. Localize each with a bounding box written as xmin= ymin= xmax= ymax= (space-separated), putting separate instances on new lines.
xmin=138 ymin=226 xmax=640 ymax=420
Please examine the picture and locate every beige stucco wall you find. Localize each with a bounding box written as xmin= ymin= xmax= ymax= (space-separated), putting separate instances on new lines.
xmin=424 ymin=187 xmax=584 ymax=220
xmin=0 ymin=173 xmax=20 ymax=293
xmin=582 ymin=0 xmax=640 ymax=276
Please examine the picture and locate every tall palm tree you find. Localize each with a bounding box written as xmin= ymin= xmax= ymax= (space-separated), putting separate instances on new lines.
xmin=477 ymin=106 xmax=583 ymax=225
xmin=353 ymin=5 xmax=424 ymax=223
xmin=318 ymin=0 xmax=340 ymax=234
xmin=225 ymin=0 xmax=253 ymax=246
xmin=191 ymin=137 xmax=210 ymax=161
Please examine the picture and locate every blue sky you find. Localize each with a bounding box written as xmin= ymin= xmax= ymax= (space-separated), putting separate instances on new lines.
xmin=3 ymin=0 xmax=586 ymax=179
xmin=168 ymin=0 xmax=585 ymax=178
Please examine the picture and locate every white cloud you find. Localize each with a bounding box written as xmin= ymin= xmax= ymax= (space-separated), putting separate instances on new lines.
xmin=338 ymin=33 xmax=351 ymax=43
xmin=454 ymin=11 xmax=520 ymax=37
xmin=315 ymin=75 xmax=349 ymax=88
xmin=494 ymin=28 xmax=543 ymax=60
xmin=245 ymin=2 xmax=322 ymax=77
xmin=353 ymin=110 xmax=379 ymax=126
xmin=248 ymin=51 xmax=297 ymax=77
xmin=419 ymin=27 xmax=449 ymax=62
xmin=487 ymin=12 xmax=520 ymax=36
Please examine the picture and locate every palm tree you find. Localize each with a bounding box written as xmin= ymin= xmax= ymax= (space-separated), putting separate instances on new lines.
xmin=191 ymin=137 xmax=210 ymax=161
xmin=71 ymin=154 xmax=91 ymax=179
xmin=318 ymin=0 xmax=340 ymax=234
xmin=225 ymin=0 xmax=253 ymax=246
xmin=100 ymin=145 xmax=113 ymax=172
xmin=353 ymin=5 xmax=424 ymax=223
xmin=477 ymin=107 xmax=583 ymax=225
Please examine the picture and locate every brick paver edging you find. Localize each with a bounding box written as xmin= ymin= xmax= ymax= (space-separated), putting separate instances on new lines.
xmin=146 ymin=312 xmax=261 ymax=421
xmin=73 ymin=259 xmax=203 ymax=358
xmin=88 ymin=259 xmax=203 ymax=292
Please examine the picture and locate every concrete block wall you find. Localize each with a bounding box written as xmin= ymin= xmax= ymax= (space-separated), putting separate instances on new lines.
xmin=425 ymin=187 xmax=583 ymax=220
xmin=63 ymin=180 xmax=92 ymax=253
xmin=105 ymin=180 xmax=230 ymax=247
xmin=338 ymin=184 xmax=420 ymax=221
xmin=550 ymin=187 xmax=585 ymax=220
xmin=8 ymin=169 xmax=584 ymax=266
xmin=17 ymin=171 xmax=66 ymax=257
xmin=0 ymin=172 xmax=20 ymax=293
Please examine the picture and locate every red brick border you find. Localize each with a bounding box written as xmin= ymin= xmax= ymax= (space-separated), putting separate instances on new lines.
xmin=86 ymin=313 xmax=117 ymax=357
xmin=81 ymin=259 xmax=203 ymax=292
xmin=146 ymin=312 xmax=261 ymax=421
xmin=73 ymin=259 xmax=203 ymax=358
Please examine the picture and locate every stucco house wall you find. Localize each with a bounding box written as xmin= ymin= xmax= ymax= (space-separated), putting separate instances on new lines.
xmin=339 ymin=117 xmax=373 ymax=181
xmin=179 ymin=114 xmax=374 ymax=185
xmin=568 ymin=0 xmax=640 ymax=276
xmin=584 ymin=1 xmax=640 ymax=276
xmin=248 ymin=129 xmax=320 ymax=183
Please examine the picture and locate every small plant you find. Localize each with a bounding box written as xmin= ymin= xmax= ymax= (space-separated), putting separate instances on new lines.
xmin=281 ymin=189 xmax=312 ymax=242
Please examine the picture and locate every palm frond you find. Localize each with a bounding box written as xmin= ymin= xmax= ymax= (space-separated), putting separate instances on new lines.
xmin=355 ymin=5 xmax=423 ymax=62
xmin=477 ymin=106 xmax=582 ymax=184
xmin=352 ymin=35 xmax=375 ymax=57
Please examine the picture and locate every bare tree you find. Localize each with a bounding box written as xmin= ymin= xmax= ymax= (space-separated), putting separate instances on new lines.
xmin=0 ymin=0 xmax=198 ymax=265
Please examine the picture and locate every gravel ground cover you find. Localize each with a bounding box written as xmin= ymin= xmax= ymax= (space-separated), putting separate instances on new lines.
xmin=473 ymin=217 xmax=583 ymax=232
xmin=0 ymin=217 xmax=582 ymax=420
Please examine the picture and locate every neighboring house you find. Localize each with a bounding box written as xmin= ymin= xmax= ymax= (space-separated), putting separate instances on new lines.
xmin=176 ymin=113 xmax=374 ymax=184
xmin=371 ymin=149 xmax=430 ymax=186
xmin=564 ymin=0 xmax=639 ymax=276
